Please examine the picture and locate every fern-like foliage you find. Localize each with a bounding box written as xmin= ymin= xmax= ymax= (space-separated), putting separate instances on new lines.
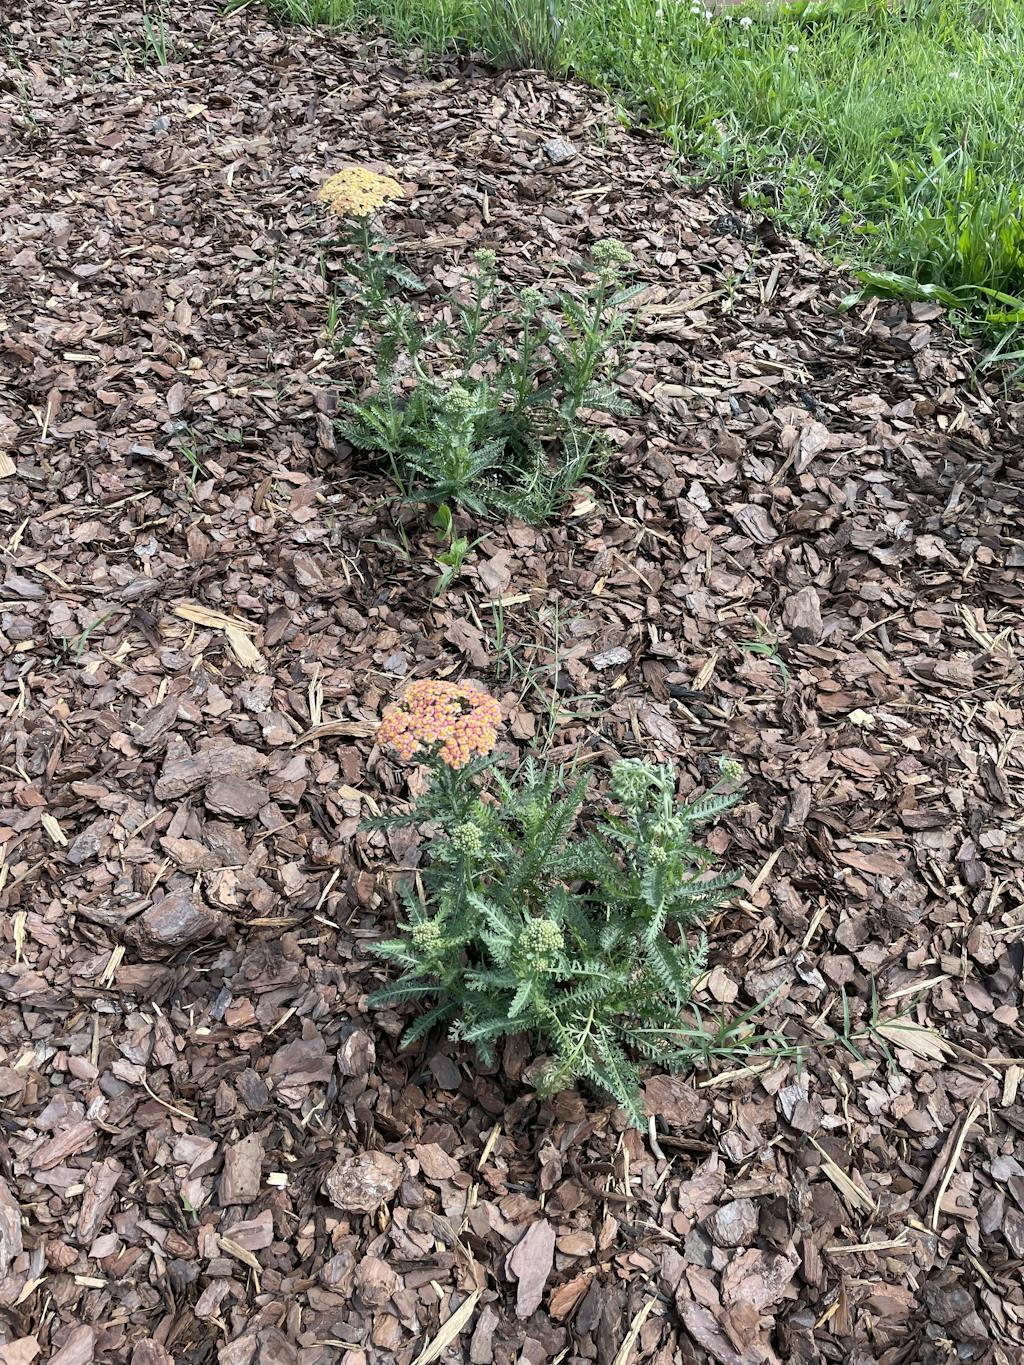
xmin=335 ymin=242 xmax=635 ymax=525
xmin=366 ymin=755 xmax=750 ymax=1125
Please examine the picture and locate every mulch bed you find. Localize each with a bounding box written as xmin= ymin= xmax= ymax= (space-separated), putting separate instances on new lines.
xmin=2 ymin=2 xmax=1023 ymax=1362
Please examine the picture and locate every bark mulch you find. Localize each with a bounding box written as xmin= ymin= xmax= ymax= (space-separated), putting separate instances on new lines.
xmin=2 ymin=3 xmax=1023 ymax=1363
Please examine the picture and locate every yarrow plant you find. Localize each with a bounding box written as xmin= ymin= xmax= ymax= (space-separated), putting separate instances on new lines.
xmin=367 ymin=682 xmax=770 ymax=1125
xmin=317 ymin=166 xmax=422 ymax=327
xmin=335 ymin=236 xmax=642 ymax=524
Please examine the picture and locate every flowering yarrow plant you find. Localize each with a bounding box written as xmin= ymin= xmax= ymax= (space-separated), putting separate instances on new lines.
xmin=377 ymin=679 xmax=502 ymax=769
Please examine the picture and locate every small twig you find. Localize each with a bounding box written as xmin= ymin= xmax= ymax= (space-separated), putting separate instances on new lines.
xmin=647 ymin=1116 xmax=666 ymax=1163
xmin=611 ymin=1296 xmax=657 ymax=1365
xmin=931 ymin=1101 xmax=981 ymax=1230
xmin=142 ymin=1077 xmax=196 ymax=1121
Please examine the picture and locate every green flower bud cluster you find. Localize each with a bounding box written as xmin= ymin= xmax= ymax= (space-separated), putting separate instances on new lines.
xmin=411 ymin=919 xmax=444 ymax=954
xmin=443 ymin=383 xmax=476 ymax=413
xmin=591 ymin=238 xmax=633 ymax=269
xmin=473 ymin=248 xmax=497 ymax=272
xmin=718 ymin=756 xmax=744 ymax=784
xmin=648 ymin=817 xmax=688 ymax=863
xmin=451 ymin=821 xmax=484 ymax=856
xmin=517 ymin=918 xmax=564 ymax=965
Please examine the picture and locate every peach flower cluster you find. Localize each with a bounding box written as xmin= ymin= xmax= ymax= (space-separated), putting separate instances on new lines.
xmin=377 ymin=680 xmax=502 ymax=769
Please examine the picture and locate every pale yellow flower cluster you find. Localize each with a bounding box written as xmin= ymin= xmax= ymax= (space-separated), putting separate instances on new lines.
xmin=316 ymin=167 xmax=404 ymax=219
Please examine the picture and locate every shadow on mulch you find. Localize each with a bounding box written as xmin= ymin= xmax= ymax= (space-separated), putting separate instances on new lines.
xmin=1 ymin=2 xmax=1022 ymax=1363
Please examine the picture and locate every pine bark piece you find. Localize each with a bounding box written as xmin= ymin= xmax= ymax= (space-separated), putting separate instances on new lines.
xmin=0 ymin=1177 xmax=22 ymax=1278
xmin=720 ymin=1248 xmax=798 ymax=1312
xmin=130 ymin=1344 xmax=175 ymax=1365
xmin=224 ymin=1210 xmax=274 ymax=1251
xmin=77 ymin=1157 xmax=123 ymax=1241
xmin=506 ymin=1218 xmax=555 ymax=1318
xmin=133 ymin=697 xmax=180 ymax=748
xmin=31 ymin=1121 xmax=96 ymax=1171
xmin=469 ymin=1304 xmax=500 ymax=1364
xmin=643 ymin=1074 xmax=709 ymax=1127
xmin=703 ymin=1199 xmax=759 ymax=1249
xmin=159 ymin=836 xmax=223 ymax=871
xmin=354 ymin=1254 xmax=399 ymax=1307
xmin=542 ymin=136 xmax=577 ymax=164
xmin=414 ymin=1142 xmax=459 ymax=1182
xmin=319 ymin=1249 xmax=356 ymax=1294
xmin=220 ymin=1133 xmax=265 ymax=1207
xmin=733 ymin=504 xmax=777 ymax=544
xmin=336 ymin=1027 xmax=375 ymax=1078
xmin=677 ymin=1301 xmax=762 ymax=1365
xmin=268 ymin=1034 xmax=334 ymax=1089
xmin=203 ymin=777 xmax=268 ymax=818
xmin=48 ymin=1327 xmax=96 ymax=1365
xmin=782 ymin=585 xmax=823 ymax=643
xmin=127 ymin=892 xmax=228 ymax=959
xmin=254 ymin=1328 xmax=298 ymax=1365
xmin=322 ymin=1151 xmax=401 ymax=1214
xmin=0 ymin=1339 xmax=40 ymax=1365
xmin=590 ymin=645 xmax=631 ymax=671
xmin=154 ymin=739 xmax=269 ymax=800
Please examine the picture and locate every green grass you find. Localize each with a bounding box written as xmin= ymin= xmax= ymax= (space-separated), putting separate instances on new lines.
xmin=254 ymin=0 xmax=1024 ymax=361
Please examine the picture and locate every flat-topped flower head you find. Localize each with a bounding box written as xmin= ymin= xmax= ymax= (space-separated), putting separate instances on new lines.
xmin=317 ymin=167 xmax=404 ymax=219
xmin=592 ymin=238 xmax=633 ymax=270
xmin=518 ymin=918 xmax=564 ymax=965
xmin=443 ymin=382 xmax=476 ymax=413
xmin=718 ymin=755 xmax=744 ymax=785
xmin=520 ymin=285 xmax=545 ymax=314
xmin=591 ymin=237 xmax=634 ymax=286
xmin=378 ymin=679 xmax=502 ymax=769
xmin=411 ymin=919 xmax=444 ymax=954
xmin=451 ymin=822 xmax=484 ymax=856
